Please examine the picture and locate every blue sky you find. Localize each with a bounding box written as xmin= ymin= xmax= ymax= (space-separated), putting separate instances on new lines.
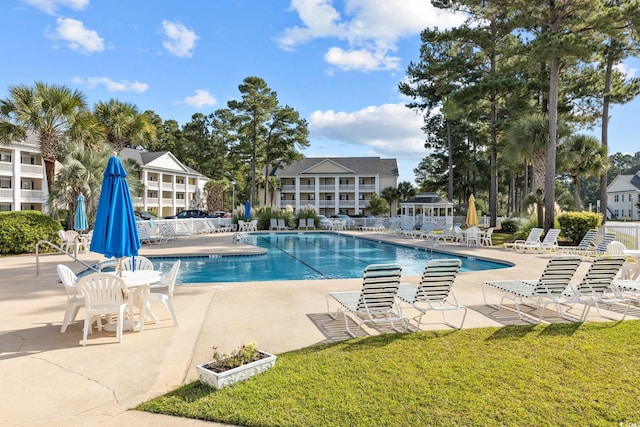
xmin=2 ymin=0 xmax=639 ymax=185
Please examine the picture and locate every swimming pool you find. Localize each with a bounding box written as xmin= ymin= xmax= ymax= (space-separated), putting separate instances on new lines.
xmin=150 ymin=232 xmax=510 ymax=283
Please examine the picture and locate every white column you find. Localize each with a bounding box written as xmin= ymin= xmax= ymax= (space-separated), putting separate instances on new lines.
xmin=315 ymin=176 xmax=320 ymax=213
xmin=294 ymin=177 xmax=300 ymax=211
xmin=12 ymin=148 xmax=20 ymax=210
xmin=143 ymin=170 xmax=149 ymax=211
xmin=334 ymin=177 xmax=340 ymax=215
xmin=354 ymin=176 xmax=360 ymax=216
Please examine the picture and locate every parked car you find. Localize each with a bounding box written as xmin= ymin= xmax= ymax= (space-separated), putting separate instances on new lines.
xmin=135 ymin=211 xmax=156 ymax=221
xmin=316 ymin=215 xmax=331 ymax=229
xmin=330 ymin=214 xmax=355 ymax=228
xmin=164 ymin=209 xmax=209 ymax=219
xmin=208 ymin=211 xmax=227 ymax=218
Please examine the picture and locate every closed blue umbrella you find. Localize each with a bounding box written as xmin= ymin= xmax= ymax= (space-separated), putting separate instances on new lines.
xmin=73 ymin=193 xmax=88 ymax=232
xmin=90 ymin=155 xmax=141 ymax=262
xmin=244 ymin=201 xmax=251 ymax=220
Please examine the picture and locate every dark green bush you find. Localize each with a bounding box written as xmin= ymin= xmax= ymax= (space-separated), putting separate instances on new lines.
xmin=499 ymin=218 xmax=520 ymax=233
xmin=0 ymin=211 xmax=62 ymax=255
xmin=557 ymin=211 xmax=602 ymax=244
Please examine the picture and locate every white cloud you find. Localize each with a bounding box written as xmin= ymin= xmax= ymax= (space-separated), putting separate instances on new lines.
xmin=308 ymin=102 xmax=425 ymax=159
xmin=22 ymin=0 xmax=88 ymax=15
xmin=324 ymin=46 xmax=400 ymax=72
xmin=49 ymin=17 xmax=104 ymax=54
xmin=615 ymin=62 xmax=638 ymax=79
xmin=72 ymin=76 xmax=149 ymax=92
xmin=279 ymin=0 xmax=466 ymax=72
xmin=183 ymin=89 xmax=217 ymax=107
xmin=161 ymin=20 xmax=198 ymax=58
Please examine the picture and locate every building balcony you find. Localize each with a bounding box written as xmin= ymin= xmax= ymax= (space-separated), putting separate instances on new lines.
xmin=145 ymin=181 xmax=160 ymax=191
xmin=20 ymin=164 xmax=44 ymax=177
xmin=0 ymin=163 xmax=12 ymax=174
xmin=318 ymin=201 xmax=335 ymax=208
xmin=20 ymin=189 xmax=45 ymax=201
xmin=281 ymin=185 xmax=295 ymax=192
xmin=0 ymin=189 xmax=12 ymax=200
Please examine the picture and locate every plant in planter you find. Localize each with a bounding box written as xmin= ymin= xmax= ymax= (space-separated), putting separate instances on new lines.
xmin=196 ymin=342 xmax=277 ymax=389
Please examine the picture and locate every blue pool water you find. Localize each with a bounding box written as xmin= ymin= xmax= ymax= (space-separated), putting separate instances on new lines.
xmin=150 ymin=232 xmax=510 ymax=284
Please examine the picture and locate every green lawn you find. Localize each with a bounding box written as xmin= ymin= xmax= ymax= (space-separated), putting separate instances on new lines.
xmin=138 ymin=320 xmax=640 ymax=426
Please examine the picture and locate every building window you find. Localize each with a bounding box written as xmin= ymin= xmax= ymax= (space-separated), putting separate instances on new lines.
xmin=21 ymin=181 xmax=34 ymax=190
xmin=614 ymin=195 xmax=619 ymax=202
xmin=0 ymin=179 xmax=11 ymax=189
xmin=359 ymin=194 xmax=366 ymax=200
xmin=307 ymin=195 xmax=315 ymax=200
xmin=176 ymin=193 xmax=185 ymax=200
xmin=339 ymin=194 xmax=349 ymax=201
xmin=176 ymin=177 xmax=185 ymax=184
xmin=0 ymin=204 xmax=11 ymax=211
xmin=21 ymin=156 xmax=36 ymax=165
xmin=326 ymin=195 xmax=332 ymax=201
xmin=0 ymin=153 xmax=11 ymax=162
xmin=614 ymin=209 xmax=619 ymax=217
xmin=340 ymin=179 xmax=349 ymax=185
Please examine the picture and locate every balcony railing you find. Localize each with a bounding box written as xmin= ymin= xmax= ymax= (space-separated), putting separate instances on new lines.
xmin=20 ymin=189 xmax=45 ymax=200
xmin=20 ymin=164 xmax=44 ymax=176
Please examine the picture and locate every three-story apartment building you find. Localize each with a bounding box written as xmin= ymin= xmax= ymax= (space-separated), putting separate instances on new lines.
xmin=0 ymin=133 xmax=47 ymax=212
xmin=273 ymin=157 xmax=399 ymax=216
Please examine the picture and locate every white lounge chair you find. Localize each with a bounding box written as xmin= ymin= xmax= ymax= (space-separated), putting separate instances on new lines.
xmin=481 ymin=256 xmax=582 ymax=323
xmin=515 ymin=228 xmax=561 ymax=253
xmin=560 ymin=256 xmax=629 ymax=322
xmin=503 ymin=227 xmax=543 ymax=251
xmin=270 ymin=218 xmax=278 ymax=230
xmin=305 ymin=218 xmax=316 ymax=230
xmin=326 ymin=263 xmax=408 ymax=337
xmin=558 ymin=229 xmax=598 ymax=255
xmin=397 ymin=259 xmax=466 ymax=329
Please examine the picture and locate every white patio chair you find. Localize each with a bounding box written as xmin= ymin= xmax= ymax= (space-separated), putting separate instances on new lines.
xmin=605 ymin=241 xmax=636 ymax=279
xmin=57 ymin=264 xmax=87 ymax=333
xmin=119 ymin=255 xmax=154 ymax=272
xmin=57 ymin=230 xmax=79 ymax=254
xmin=78 ymin=273 xmax=128 ymax=346
xmin=326 ymin=263 xmax=407 ymax=337
xmin=480 ymin=227 xmax=494 ymax=246
xmin=277 ymin=218 xmax=287 ymax=230
xmin=465 ymin=226 xmax=481 ymax=247
xmin=515 ymin=228 xmax=560 ymax=253
xmin=298 ymin=218 xmax=307 ymax=230
xmin=270 ymin=218 xmax=278 ymax=230
xmin=397 ymin=259 xmax=466 ymax=329
xmin=147 ymin=260 xmax=181 ymax=326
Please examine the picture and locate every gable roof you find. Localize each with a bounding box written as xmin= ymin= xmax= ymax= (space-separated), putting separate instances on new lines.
xmin=607 ymin=173 xmax=640 ymax=192
xmin=401 ymin=192 xmax=453 ymax=206
xmin=274 ymin=157 xmax=399 ymax=177
xmin=119 ymin=148 xmax=206 ymax=177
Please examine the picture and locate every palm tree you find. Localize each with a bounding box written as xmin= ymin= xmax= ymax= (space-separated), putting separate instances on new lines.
xmin=504 ymin=114 xmax=571 ymax=228
xmin=558 ymin=135 xmax=608 ymax=211
xmin=47 ymin=141 xmax=110 ymax=229
xmin=93 ymin=99 xmax=156 ymax=151
xmin=381 ymin=187 xmax=399 ymax=215
xmin=0 ymin=82 xmax=101 ymax=193
xmin=397 ymin=181 xmax=416 ymax=202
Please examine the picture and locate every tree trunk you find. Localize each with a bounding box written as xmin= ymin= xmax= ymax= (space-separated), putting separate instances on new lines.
xmin=447 ymin=119 xmax=453 ymax=202
xmin=544 ymin=56 xmax=560 ymax=232
xmin=600 ymin=48 xmax=614 ymax=223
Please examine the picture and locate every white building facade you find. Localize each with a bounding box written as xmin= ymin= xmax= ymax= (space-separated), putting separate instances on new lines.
xmin=0 ymin=137 xmax=210 ymax=217
xmin=273 ymin=157 xmax=399 ymax=216
xmin=606 ymin=173 xmax=640 ymax=221
xmin=0 ymin=133 xmax=48 ymax=212
xmin=119 ymin=148 xmax=209 ymax=218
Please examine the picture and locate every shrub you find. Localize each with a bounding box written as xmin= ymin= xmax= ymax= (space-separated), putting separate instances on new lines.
xmin=558 ymin=211 xmax=602 ymax=244
xmin=0 ymin=211 xmax=62 ymax=255
xmin=499 ymin=218 xmax=520 ymax=233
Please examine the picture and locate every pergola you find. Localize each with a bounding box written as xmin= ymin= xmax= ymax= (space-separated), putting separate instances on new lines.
xmin=399 ymin=192 xmax=454 ymax=229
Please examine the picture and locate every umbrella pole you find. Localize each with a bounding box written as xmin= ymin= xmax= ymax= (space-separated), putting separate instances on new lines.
xmin=118 ymin=258 xmax=123 ymax=277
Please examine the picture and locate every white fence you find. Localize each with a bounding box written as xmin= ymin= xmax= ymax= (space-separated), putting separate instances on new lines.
xmin=603 ymin=222 xmax=640 ymax=250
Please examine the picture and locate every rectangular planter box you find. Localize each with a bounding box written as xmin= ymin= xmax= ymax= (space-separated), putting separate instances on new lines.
xmin=196 ymin=351 xmax=277 ymax=389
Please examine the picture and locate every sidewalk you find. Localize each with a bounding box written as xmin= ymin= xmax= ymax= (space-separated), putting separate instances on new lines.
xmin=0 ymin=232 xmax=635 ymax=426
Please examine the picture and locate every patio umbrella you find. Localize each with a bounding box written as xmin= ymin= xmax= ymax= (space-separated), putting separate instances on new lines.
xmin=466 ymin=194 xmax=479 ymax=227
xmin=73 ymin=193 xmax=88 ymax=232
xmin=90 ymin=155 xmax=141 ymax=268
xmin=244 ymin=201 xmax=251 ymax=220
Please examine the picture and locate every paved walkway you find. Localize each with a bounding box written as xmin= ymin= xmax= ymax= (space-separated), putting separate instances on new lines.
xmin=1 ymin=231 xmax=637 ymax=426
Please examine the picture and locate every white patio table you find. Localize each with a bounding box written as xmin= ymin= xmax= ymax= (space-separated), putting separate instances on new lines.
xmin=104 ymin=270 xmax=161 ymax=332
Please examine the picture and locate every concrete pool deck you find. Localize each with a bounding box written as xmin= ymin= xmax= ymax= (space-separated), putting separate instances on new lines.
xmin=2 ymin=231 xmax=638 ymax=426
